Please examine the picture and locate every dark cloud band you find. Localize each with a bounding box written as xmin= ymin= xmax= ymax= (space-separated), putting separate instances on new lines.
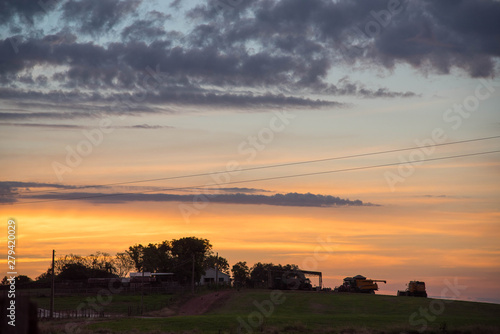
xmin=0 ymin=181 xmax=375 ymax=207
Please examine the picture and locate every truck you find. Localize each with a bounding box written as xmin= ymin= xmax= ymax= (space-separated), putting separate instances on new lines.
xmin=397 ymin=281 xmax=427 ymax=297
xmin=334 ymin=274 xmax=386 ymax=294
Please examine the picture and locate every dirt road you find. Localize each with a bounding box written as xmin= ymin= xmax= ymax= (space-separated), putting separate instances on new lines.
xmin=178 ymin=290 xmax=233 ymax=316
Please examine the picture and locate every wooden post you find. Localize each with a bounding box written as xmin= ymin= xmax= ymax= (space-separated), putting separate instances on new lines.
xmin=191 ymin=253 xmax=195 ymax=293
xmin=215 ymin=252 xmax=219 ymax=288
xmin=50 ymin=249 xmax=55 ymax=319
xmin=141 ymin=269 xmax=144 ymax=314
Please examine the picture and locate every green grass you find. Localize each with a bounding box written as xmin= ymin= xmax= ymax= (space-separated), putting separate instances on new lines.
xmin=37 ymin=290 xmax=500 ymax=334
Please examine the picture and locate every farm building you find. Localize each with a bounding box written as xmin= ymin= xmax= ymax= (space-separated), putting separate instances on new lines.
xmin=199 ymin=268 xmax=230 ymax=285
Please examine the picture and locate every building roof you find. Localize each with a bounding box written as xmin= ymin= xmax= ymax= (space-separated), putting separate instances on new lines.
xmin=201 ymin=268 xmax=230 ymax=278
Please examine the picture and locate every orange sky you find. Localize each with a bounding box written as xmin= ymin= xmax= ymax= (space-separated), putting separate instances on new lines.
xmin=1 ymin=0 xmax=499 ymax=305
xmin=2 ymin=165 xmax=499 ymax=302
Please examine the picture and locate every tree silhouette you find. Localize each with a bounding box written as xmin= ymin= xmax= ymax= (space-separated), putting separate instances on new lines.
xmin=171 ymin=237 xmax=212 ymax=284
xmin=232 ymin=261 xmax=250 ymax=287
xmin=204 ymin=254 xmax=230 ymax=274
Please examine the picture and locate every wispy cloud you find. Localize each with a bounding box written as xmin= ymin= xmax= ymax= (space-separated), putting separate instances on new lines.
xmin=217 ymin=187 xmax=272 ymax=194
xmin=0 ymin=181 xmax=80 ymax=203
xmin=417 ymin=194 xmax=469 ymax=199
xmin=0 ymin=181 xmax=377 ymax=207
xmin=0 ymin=122 xmax=82 ymax=129
xmin=0 ymin=122 xmax=174 ymax=129
xmin=127 ymin=124 xmax=173 ymax=129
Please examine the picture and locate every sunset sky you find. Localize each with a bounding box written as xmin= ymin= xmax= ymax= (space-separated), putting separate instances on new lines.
xmin=1 ymin=0 xmax=499 ymax=304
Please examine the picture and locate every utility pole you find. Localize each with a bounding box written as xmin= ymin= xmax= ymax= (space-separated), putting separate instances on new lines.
xmin=50 ymin=249 xmax=55 ymax=319
xmin=141 ymin=268 xmax=144 ymax=314
xmin=215 ymin=252 xmax=218 ymax=289
xmin=191 ymin=253 xmax=195 ymax=293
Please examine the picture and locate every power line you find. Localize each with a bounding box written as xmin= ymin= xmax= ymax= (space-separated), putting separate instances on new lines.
xmin=12 ymin=134 xmax=500 ymax=196
xmin=8 ymin=149 xmax=500 ymax=205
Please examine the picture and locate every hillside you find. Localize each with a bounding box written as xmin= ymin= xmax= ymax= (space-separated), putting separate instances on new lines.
xmin=80 ymin=289 xmax=500 ymax=334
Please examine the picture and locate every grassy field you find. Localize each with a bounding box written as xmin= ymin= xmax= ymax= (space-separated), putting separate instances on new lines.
xmin=35 ymin=289 xmax=500 ymax=334
xmin=33 ymin=291 xmax=180 ymax=315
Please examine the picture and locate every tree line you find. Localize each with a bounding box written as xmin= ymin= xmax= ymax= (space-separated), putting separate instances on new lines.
xmin=2 ymin=236 xmax=298 ymax=287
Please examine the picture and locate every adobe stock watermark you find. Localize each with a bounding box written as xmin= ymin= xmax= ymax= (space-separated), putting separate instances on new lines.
xmin=340 ymin=0 xmax=406 ymax=61
xmin=236 ymin=290 xmax=286 ymax=334
xmin=407 ymin=277 xmax=467 ymax=333
xmin=385 ymin=78 xmax=500 ymax=191
xmin=178 ymin=110 xmax=296 ymax=223
xmin=7 ymin=36 xmax=22 ymax=55
xmin=301 ymin=235 xmax=337 ymax=273
xmin=51 ymin=65 xmax=168 ymax=182
xmin=215 ymin=0 xmax=244 ymax=11
xmin=64 ymin=278 xmax=123 ymax=334
xmin=234 ymin=253 xmax=335 ymax=334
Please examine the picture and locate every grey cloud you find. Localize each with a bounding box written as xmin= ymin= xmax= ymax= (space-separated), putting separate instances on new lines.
xmin=62 ymin=0 xmax=142 ymax=35
xmin=217 ymin=187 xmax=271 ymax=193
xmin=0 ymin=37 xmax=111 ymax=77
xmin=0 ymin=111 xmax=102 ymax=121
xmin=340 ymin=0 xmax=500 ymax=77
xmin=0 ymin=122 xmax=83 ymax=129
xmin=0 ymin=0 xmax=54 ymax=24
xmin=418 ymin=194 xmax=469 ymax=199
xmin=7 ymin=0 xmax=493 ymax=118
xmin=191 ymin=0 xmax=500 ymax=77
xmin=1 ymin=179 xmax=376 ymax=207
xmin=0 ymin=21 xmax=414 ymax=109
xmin=126 ymin=124 xmax=173 ymax=129
xmin=24 ymin=190 xmax=376 ymax=207
xmin=422 ymin=194 xmax=448 ymax=198
xmin=146 ymin=89 xmax=341 ymax=108
xmin=0 ymin=122 xmax=174 ymax=129
xmin=170 ymin=0 xmax=181 ymax=9
xmin=320 ymin=77 xmax=417 ymax=98
xmin=0 ymin=181 xmax=79 ymax=203
xmin=173 ymin=187 xmax=270 ymax=194
xmin=0 ymin=183 xmax=18 ymax=203
xmin=121 ymin=11 xmax=171 ymax=42
xmin=0 ymin=86 xmax=341 ymax=121
xmin=0 ymin=181 xmax=77 ymax=189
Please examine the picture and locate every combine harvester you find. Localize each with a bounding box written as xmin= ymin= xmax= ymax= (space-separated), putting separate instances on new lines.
xmin=334 ymin=274 xmax=386 ymax=294
xmin=397 ymin=281 xmax=427 ymax=297
xmin=268 ymin=269 xmax=322 ymax=290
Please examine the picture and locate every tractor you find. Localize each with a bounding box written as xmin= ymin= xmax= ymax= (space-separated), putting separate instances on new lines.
xmin=334 ymin=274 xmax=386 ymax=294
xmin=397 ymin=281 xmax=427 ymax=297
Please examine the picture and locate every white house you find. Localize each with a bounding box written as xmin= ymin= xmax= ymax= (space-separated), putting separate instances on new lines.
xmin=199 ymin=268 xmax=231 ymax=285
